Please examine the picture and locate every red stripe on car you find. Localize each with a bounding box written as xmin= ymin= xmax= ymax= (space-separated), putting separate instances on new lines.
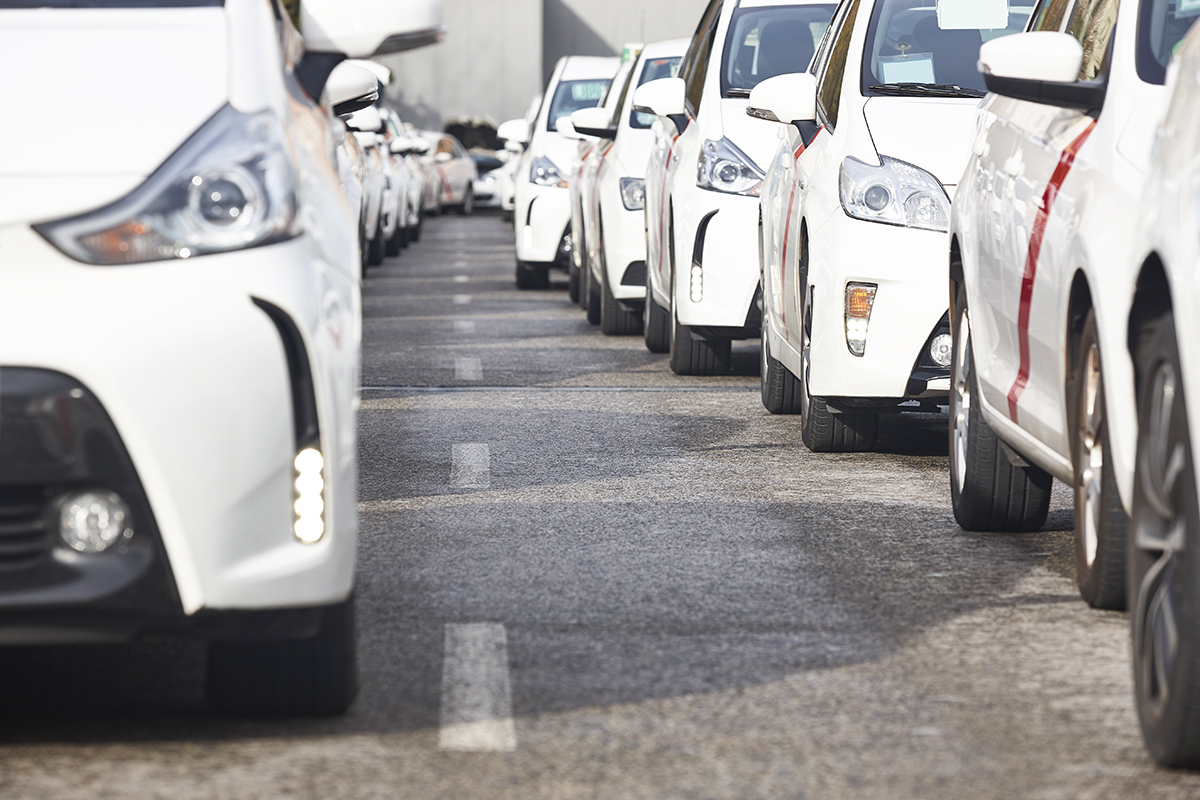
xmin=1006 ymin=121 xmax=1096 ymax=423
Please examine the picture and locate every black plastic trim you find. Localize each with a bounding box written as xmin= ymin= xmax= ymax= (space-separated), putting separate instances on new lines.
xmin=982 ymin=73 xmax=1107 ymax=114
xmin=296 ymin=52 xmax=346 ymax=106
xmin=252 ymin=298 xmax=321 ymax=450
xmin=621 ymin=260 xmax=648 ymax=287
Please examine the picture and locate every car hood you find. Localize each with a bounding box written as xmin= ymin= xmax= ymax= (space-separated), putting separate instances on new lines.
xmin=719 ymin=98 xmax=782 ymax=176
xmin=0 ymin=8 xmax=229 ymax=226
xmin=540 ymin=131 xmax=587 ymax=176
xmin=861 ymin=97 xmax=981 ymax=187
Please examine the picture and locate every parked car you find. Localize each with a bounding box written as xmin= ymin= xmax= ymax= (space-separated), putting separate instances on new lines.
xmin=419 ymin=132 xmax=478 ymax=215
xmin=472 ymin=152 xmax=506 ymax=209
xmin=380 ymin=106 xmax=423 ymax=249
xmin=506 ymin=56 xmax=620 ymax=289
xmin=0 ymin=0 xmax=440 ymax=715
xmin=499 ymin=94 xmax=542 ymax=224
xmin=948 ymin=0 xmax=1192 ymax=612
xmin=572 ymin=39 xmax=688 ymax=334
xmin=635 ymin=0 xmax=836 ymax=375
xmin=347 ymin=106 xmax=388 ymax=268
xmin=1127 ymin=17 xmax=1200 ymax=766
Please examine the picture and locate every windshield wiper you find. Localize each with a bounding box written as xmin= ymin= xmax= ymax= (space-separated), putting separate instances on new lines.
xmin=868 ymin=83 xmax=986 ymax=99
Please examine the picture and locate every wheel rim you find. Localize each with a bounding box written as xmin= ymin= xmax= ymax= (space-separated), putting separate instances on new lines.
xmin=952 ymin=309 xmax=972 ymax=494
xmin=1134 ymin=359 xmax=1187 ymax=721
xmin=1079 ymin=343 xmax=1104 ymax=566
xmin=799 ymin=312 xmax=812 ymax=425
xmin=761 ymin=333 xmax=770 ymax=390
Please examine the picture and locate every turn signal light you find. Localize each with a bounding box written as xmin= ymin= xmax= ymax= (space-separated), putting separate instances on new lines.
xmin=845 ymin=283 xmax=877 ymax=357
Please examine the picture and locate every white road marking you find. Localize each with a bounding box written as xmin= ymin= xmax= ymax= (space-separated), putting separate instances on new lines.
xmin=455 ymin=358 xmax=483 ymax=382
xmin=451 ymin=444 xmax=490 ymax=489
xmin=453 ymin=320 xmax=477 ymax=333
xmin=453 ymin=294 xmax=472 ymax=305
xmin=454 ymin=275 xmax=470 ymax=283
xmin=440 ymin=623 xmax=517 ymax=752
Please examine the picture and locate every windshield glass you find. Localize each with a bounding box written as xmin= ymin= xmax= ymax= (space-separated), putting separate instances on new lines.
xmin=631 ymin=55 xmax=684 ymax=128
xmin=862 ymin=1 xmax=1033 ymax=95
xmin=546 ymin=79 xmax=611 ymax=131
xmin=721 ymin=4 xmax=837 ymax=97
xmin=1138 ymin=0 xmax=1200 ymax=84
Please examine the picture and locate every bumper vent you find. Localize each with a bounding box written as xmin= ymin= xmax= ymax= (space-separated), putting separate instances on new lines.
xmin=0 ymin=487 xmax=51 ymax=570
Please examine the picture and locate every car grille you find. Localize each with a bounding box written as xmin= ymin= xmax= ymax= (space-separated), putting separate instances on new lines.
xmin=0 ymin=486 xmax=52 ymax=570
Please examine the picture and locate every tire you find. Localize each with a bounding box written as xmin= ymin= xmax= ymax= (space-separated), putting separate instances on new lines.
xmin=206 ymin=596 xmax=358 ymax=717
xmin=502 ymin=208 xmax=514 ymax=224
xmin=410 ymin=215 xmax=423 ymax=243
xmin=644 ymin=282 xmax=670 ymax=353
xmin=367 ymin=231 xmax=384 ymax=266
xmin=515 ymin=260 xmax=549 ymax=290
xmin=949 ymin=284 xmax=1051 ymax=531
xmin=668 ymin=305 xmax=730 ymax=376
xmin=567 ymin=261 xmax=581 ymax=304
xmin=457 ymin=186 xmax=474 ymax=216
xmin=385 ymin=221 xmax=404 ymax=257
xmin=1130 ymin=311 xmax=1200 ymax=767
xmin=585 ymin=266 xmax=602 ymax=325
xmin=761 ymin=331 xmax=802 ymax=414
xmin=600 ymin=268 xmax=641 ymax=336
xmin=1070 ymin=311 xmax=1128 ymax=609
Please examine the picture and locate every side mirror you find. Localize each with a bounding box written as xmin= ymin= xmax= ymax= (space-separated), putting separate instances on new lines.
xmin=746 ymin=73 xmax=817 ymax=125
xmin=571 ymin=107 xmax=616 ymax=140
xmin=632 ymin=77 xmax=685 ymax=117
xmin=390 ymin=137 xmax=411 ymax=155
xmin=324 ymin=62 xmax=379 ymax=117
xmin=556 ymin=116 xmax=586 ymax=140
xmin=497 ymin=118 xmax=531 ymax=145
xmin=979 ymin=32 xmax=1103 ymax=111
xmin=435 ymin=151 xmax=453 ymax=163
xmin=346 ymin=105 xmax=384 ymax=133
xmin=412 ymin=138 xmax=432 ymax=155
xmin=300 ymin=0 xmax=447 ymax=58
xmin=505 ymin=140 xmax=524 ymax=153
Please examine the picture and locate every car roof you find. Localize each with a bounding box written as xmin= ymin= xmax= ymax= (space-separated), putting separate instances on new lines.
xmin=560 ymin=55 xmax=621 ymax=81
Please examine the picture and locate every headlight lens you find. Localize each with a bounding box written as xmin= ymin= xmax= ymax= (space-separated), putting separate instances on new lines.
xmin=619 ymin=177 xmax=646 ymax=211
xmin=530 ymin=156 xmax=568 ymax=188
xmin=36 ymin=105 xmax=300 ymax=265
xmin=839 ymin=155 xmax=950 ymax=232
xmin=697 ymin=137 xmax=764 ymax=196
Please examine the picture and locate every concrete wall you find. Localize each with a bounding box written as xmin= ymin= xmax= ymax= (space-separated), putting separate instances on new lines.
xmin=381 ymin=0 xmax=708 ymax=132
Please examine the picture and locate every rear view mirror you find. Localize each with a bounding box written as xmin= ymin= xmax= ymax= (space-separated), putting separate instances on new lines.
xmin=324 ymin=62 xmax=379 ymax=117
xmin=571 ymin=107 xmax=616 ymax=139
xmin=390 ymin=137 xmax=412 ymax=155
xmin=412 ymin=138 xmax=433 ymax=155
xmin=980 ymin=32 xmax=1103 ymax=111
xmin=746 ymin=73 xmax=818 ymax=125
xmin=435 ymin=151 xmax=453 ymax=163
xmin=497 ymin=118 xmax=531 ymax=145
xmin=556 ymin=116 xmax=584 ymax=140
xmin=346 ymin=106 xmax=383 ymax=133
xmin=301 ymin=0 xmax=447 ymax=58
xmin=632 ymin=78 xmax=686 ymax=117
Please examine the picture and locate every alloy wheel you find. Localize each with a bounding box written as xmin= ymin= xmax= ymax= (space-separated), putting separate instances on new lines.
xmin=1079 ymin=343 xmax=1105 ymax=566
xmin=952 ymin=308 xmax=972 ymax=494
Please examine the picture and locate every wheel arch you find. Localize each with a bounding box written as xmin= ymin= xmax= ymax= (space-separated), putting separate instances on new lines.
xmin=1128 ymin=253 xmax=1174 ymax=388
xmin=1065 ymin=270 xmax=1094 ymax=385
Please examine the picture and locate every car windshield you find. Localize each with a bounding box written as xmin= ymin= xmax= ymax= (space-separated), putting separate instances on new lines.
xmin=546 ymin=79 xmax=611 ymax=131
xmin=631 ymin=55 xmax=684 ymax=129
xmin=721 ymin=4 xmax=837 ymax=97
xmin=862 ymin=1 xmax=1033 ymax=96
xmin=1138 ymin=0 xmax=1200 ymax=84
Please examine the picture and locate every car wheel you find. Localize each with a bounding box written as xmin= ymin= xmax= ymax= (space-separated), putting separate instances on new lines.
xmin=568 ymin=231 xmax=583 ymax=304
xmin=585 ymin=265 xmax=602 ymax=325
xmin=367 ymin=231 xmax=385 ymax=266
xmin=644 ymin=282 xmax=670 ymax=353
xmin=458 ymin=186 xmax=474 ymax=216
xmin=798 ymin=329 xmax=878 ymax=453
xmin=761 ymin=330 xmax=802 ymax=414
xmin=600 ymin=268 xmax=640 ymax=336
xmin=949 ymin=283 xmax=1051 ymax=530
xmin=1071 ymin=310 xmax=1128 ymax=609
xmin=502 ymin=208 xmax=514 ymax=223
xmin=515 ymin=259 xmax=549 ymax=290
xmin=385 ymin=221 xmax=404 ymax=257
xmin=1131 ymin=310 xmax=1200 ymax=767
xmin=206 ymin=596 xmax=358 ymax=717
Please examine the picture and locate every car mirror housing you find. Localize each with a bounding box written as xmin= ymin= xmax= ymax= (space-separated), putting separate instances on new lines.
xmin=571 ymin=107 xmax=616 ymax=140
xmin=497 ymin=118 xmax=531 ymax=145
xmin=746 ymin=73 xmax=818 ymax=125
xmin=323 ymin=62 xmax=380 ymax=117
xmin=979 ymin=32 xmax=1105 ymax=112
xmin=632 ymin=78 xmax=686 ymax=118
xmin=346 ymin=106 xmax=383 ymax=133
xmin=300 ymin=0 xmax=447 ymax=59
xmin=435 ymin=151 xmax=453 ymax=163
xmin=556 ymin=116 xmax=586 ymax=140
xmin=390 ymin=138 xmax=411 ymax=155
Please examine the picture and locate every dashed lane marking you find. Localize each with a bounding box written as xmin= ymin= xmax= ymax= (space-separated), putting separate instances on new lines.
xmin=439 ymin=623 xmax=517 ymax=752
xmin=450 ymin=443 xmax=490 ymax=489
xmin=454 ymin=275 xmax=470 ymax=283
xmin=455 ymin=358 xmax=483 ymax=382
xmin=453 ymin=294 xmax=472 ymax=305
xmin=452 ymin=320 xmax=477 ymax=333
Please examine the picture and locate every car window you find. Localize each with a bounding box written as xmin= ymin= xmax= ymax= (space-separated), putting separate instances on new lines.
xmin=546 ymin=79 xmax=611 ymax=131
xmin=1066 ymin=0 xmax=1119 ymax=81
xmin=817 ymin=0 xmax=862 ymax=128
xmin=630 ymin=55 xmax=684 ymax=129
xmin=1030 ymin=0 xmax=1073 ymax=32
xmin=436 ymin=139 xmax=455 ymax=156
xmin=680 ymin=0 xmax=724 ymax=117
xmin=1137 ymin=0 xmax=1200 ymax=84
xmin=721 ymin=4 xmax=837 ymax=97
xmin=861 ymin=0 xmax=1033 ymax=94
xmin=602 ymin=62 xmax=634 ymax=111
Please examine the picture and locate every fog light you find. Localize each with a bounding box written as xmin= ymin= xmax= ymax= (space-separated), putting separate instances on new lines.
xmin=930 ymin=333 xmax=953 ymax=368
xmin=58 ymin=491 xmax=133 ymax=553
xmin=294 ymin=447 xmax=325 ymax=544
xmin=690 ymin=264 xmax=703 ymax=302
xmin=844 ymin=283 xmax=877 ymax=357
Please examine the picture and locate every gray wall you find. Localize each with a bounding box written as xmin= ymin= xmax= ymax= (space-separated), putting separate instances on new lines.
xmin=382 ymin=0 xmax=708 ymax=132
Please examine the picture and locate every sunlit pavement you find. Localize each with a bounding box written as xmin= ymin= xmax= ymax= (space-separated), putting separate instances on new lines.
xmin=3 ymin=213 xmax=1200 ymax=799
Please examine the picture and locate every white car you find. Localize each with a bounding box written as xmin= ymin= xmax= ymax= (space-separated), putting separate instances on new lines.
xmin=499 ymin=94 xmax=541 ymax=224
xmin=1127 ymin=18 xmax=1200 ymax=767
xmin=0 ymin=0 xmax=434 ymax=715
xmin=635 ymin=0 xmax=836 ymax=375
xmin=347 ymin=108 xmax=388 ymax=268
xmin=572 ymin=39 xmax=688 ymax=335
xmin=471 ymin=152 xmax=506 ymax=209
xmin=381 ymin=107 xmax=423 ymax=248
xmin=508 ymin=56 xmax=619 ymax=289
xmin=949 ymin=0 xmax=1193 ymax=611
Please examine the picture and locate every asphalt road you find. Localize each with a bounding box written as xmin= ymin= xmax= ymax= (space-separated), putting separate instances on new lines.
xmin=3 ymin=213 xmax=1200 ymax=799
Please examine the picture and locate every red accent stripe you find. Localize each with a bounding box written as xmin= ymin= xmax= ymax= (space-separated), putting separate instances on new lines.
xmin=437 ymin=165 xmax=454 ymax=202
xmin=1006 ymin=121 xmax=1096 ymax=423
xmin=779 ymin=181 xmax=798 ymax=331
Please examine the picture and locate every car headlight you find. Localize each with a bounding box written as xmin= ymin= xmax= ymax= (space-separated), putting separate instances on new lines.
xmin=620 ymin=178 xmax=645 ymax=211
xmin=839 ymin=155 xmax=949 ymax=232
xmin=530 ymin=156 xmax=568 ymax=188
xmin=697 ymin=137 xmax=763 ymax=197
xmin=36 ymin=105 xmax=300 ymax=265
